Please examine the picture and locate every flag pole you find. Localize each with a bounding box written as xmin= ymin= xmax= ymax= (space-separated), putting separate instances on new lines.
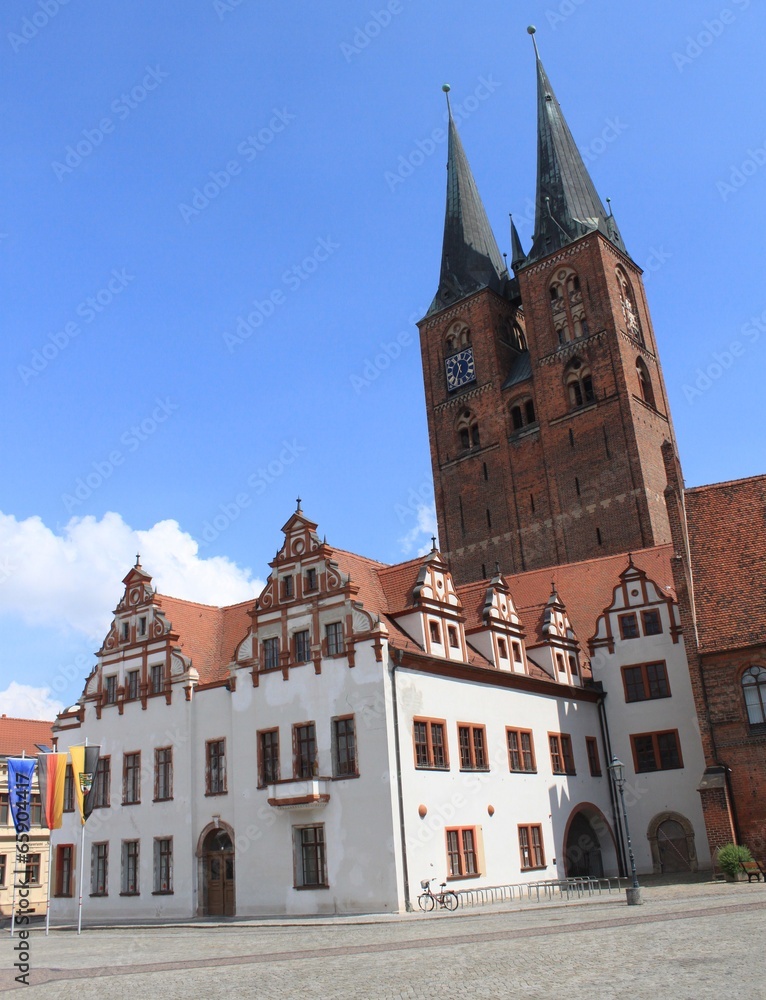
xmin=45 ymin=838 xmax=53 ymax=936
xmin=76 ymin=823 xmax=85 ymax=935
xmin=76 ymin=737 xmax=88 ymax=936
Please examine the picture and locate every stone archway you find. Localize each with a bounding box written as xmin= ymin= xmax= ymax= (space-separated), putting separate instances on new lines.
xmin=647 ymin=812 xmax=698 ymax=874
xmin=563 ymin=804 xmax=618 ymax=878
xmin=197 ymin=822 xmax=236 ymax=916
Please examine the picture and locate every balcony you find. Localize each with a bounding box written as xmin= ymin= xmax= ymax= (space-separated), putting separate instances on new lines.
xmin=267 ymin=778 xmax=331 ymax=810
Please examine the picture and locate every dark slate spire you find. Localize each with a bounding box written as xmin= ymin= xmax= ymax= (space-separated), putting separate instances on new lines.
xmin=526 ymin=26 xmax=628 ymax=265
xmin=427 ymin=85 xmax=508 ymax=316
xmin=510 ymin=215 xmax=527 ymax=272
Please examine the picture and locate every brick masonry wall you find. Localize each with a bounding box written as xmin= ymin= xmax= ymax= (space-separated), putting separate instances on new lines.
xmin=419 ymin=232 xmax=676 ymax=584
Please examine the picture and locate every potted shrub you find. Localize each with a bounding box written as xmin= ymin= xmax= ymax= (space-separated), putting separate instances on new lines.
xmin=716 ymin=843 xmax=752 ymax=881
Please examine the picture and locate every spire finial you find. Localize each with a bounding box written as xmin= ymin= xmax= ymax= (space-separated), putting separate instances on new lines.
xmin=527 ymin=24 xmax=540 ymax=58
xmin=442 ymin=82 xmax=451 ymax=115
xmin=495 ymin=561 xmax=500 ymax=576
xmin=431 ymin=535 xmax=437 ymax=552
xmin=296 ymin=496 xmax=302 ymax=513
xmin=606 ymin=196 xmax=613 ymax=217
xmin=135 ymin=553 xmax=141 ymax=567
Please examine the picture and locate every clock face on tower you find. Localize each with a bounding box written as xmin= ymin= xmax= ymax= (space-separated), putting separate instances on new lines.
xmin=445 ymin=348 xmax=476 ymax=392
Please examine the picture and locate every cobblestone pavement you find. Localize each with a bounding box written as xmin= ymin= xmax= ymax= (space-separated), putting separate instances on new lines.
xmin=1 ymin=881 xmax=764 ymax=999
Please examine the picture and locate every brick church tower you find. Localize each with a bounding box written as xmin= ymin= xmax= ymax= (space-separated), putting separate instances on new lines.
xmin=419 ymin=31 xmax=678 ymax=584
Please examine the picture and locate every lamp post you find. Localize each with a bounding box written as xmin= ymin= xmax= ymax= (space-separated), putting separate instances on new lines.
xmin=608 ymin=755 xmax=642 ymax=905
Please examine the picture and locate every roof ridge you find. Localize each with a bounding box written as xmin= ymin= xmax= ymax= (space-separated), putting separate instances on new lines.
xmin=377 ymin=554 xmax=429 ymax=576
xmin=686 ymin=473 xmax=766 ymax=493
xmin=0 ymin=716 xmax=55 ymax=725
xmin=155 ymin=594 xmax=229 ymax=612
xmin=331 ymin=547 xmax=390 ymax=568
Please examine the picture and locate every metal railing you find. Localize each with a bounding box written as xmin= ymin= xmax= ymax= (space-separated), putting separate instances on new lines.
xmin=454 ymin=876 xmax=625 ymax=908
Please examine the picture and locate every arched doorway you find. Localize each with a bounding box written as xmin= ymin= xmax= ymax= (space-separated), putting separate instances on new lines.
xmin=201 ymin=827 xmax=235 ymax=916
xmin=647 ymin=812 xmax=698 ymax=873
xmin=563 ymin=804 xmax=618 ymax=878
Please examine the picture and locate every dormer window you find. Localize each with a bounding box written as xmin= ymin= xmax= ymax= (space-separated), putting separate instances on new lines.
xmin=447 ymin=625 xmax=459 ymax=649
xmin=556 ymin=653 xmax=566 ymax=674
xmin=138 ymin=617 xmax=147 ymax=636
xmin=305 ymin=568 xmax=317 ymax=592
xmin=121 ymin=622 xmax=129 ymax=641
xmin=497 ymin=638 xmax=508 ymax=660
xmin=568 ymin=655 xmax=579 ymax=677
xmin=512 ymin=641 xmax=523 ymax=664
xmin=429 ymin=621 xmax=442 ymax=645
xmin=281 ymin=575 xmax=294 ymax=600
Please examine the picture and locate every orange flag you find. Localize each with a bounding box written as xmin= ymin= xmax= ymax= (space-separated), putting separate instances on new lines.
xmin=36 ymin=752 xmax=68 ymax=830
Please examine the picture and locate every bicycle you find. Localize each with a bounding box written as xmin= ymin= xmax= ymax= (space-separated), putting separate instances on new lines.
xmin=417 ymin=877 xmax=459 ymax=911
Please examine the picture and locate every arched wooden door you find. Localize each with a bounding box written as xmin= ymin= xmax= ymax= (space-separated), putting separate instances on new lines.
xmin=203 ymin=829 xmax=235 ymax=916
xmin=565 ymin=812 xmax=604 ymax=878
xmin=657 ymin=819 xmax=692 ymax=873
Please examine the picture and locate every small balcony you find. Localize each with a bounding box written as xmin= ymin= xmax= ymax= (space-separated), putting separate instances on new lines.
xmin=267 ymin=778 xmax=331 ymax=810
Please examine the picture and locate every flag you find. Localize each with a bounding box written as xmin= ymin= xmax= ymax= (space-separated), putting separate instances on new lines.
xmin=7 ymin=758 xmax=37 ymax=834
xmin=69 ymin=745 xmax=101 ymax=825
xmin=36 ymin=752 xmax=68 ymax=831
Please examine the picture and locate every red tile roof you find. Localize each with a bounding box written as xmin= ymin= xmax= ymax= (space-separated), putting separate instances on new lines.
xmin=331 ymin=548 xmax=390 ymax=619
xmin=0 ymin=717 xmax=55 ymax=757
xmin=155 ymin=595 xmax=253 ymax=685
xmin=685 ymin=474 xmax=766 ymax=654
xmin=377 ymin=556 xmax=429 ymax=613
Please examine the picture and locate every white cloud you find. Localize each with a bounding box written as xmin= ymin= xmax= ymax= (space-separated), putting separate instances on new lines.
xmin=0 ymin=682 xmax=64 ymax=722
xmin=398 ymin=501 xmax=438 ymax=557
xmin=0 ymin=511 xmax=263 ymax=642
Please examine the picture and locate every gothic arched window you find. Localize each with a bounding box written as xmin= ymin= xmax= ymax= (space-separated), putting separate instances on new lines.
xmin=510 ymin=396 xmax=537 ymax=432
xmin=636 ymin=357 xmax=655 ymax=407
xmin=565 ymin=359 xmax=595 ymax=409
xmin=456 ymin=409 xmax=480 ymax=450
xmin=445 ymin=320 xmax=470 ymax=355
xmin=549 ymin=267 xmax=589 ymax=344
xmin=742 ymin=666 xmax=766 ymax=725
xmin=617 ymin=267 xmax=643 ymax=344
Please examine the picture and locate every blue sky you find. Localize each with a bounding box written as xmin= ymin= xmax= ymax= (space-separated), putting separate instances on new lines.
xmin=2 ymin=0 xmax=765 ymax=716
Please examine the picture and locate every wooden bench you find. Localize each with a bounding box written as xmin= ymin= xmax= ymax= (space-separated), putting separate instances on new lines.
xmin=740 ymin=860 xmax=765 ymax=882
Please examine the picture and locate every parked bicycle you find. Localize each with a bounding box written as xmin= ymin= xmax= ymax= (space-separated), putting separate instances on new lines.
xmin=417 ymin=877 xmax=459 ymax=911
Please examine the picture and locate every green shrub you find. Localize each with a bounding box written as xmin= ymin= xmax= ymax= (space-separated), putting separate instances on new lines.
xmin=716 ymin=843 xmax=752 ymax=877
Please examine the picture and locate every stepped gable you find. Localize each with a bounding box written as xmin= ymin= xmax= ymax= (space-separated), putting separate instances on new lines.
xmin=154 ymin=594 xmax=253 ymax=685
xmin=685 ymin=474 xmax=766 ymax=654
xmin=0 ymin=716 xmax=55 ymax=756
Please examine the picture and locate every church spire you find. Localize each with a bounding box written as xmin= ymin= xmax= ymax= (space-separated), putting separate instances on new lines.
xmin=427 ymin=85 xmax=508 ymax=316
xmin=526 ymin=26 xmax=628 ymax=265
xmin=510 ymin=215 xmax=527 ymax=273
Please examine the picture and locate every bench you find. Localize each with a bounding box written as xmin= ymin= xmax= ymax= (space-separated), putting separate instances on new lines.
xmin=740 ymin=860 xmax=765 ymax=882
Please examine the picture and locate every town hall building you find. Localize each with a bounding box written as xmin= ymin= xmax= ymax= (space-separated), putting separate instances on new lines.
xmin=50 ymin=31 xmax=766 ymax=919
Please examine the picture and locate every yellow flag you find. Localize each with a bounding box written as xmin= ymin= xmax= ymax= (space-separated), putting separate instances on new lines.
xmin=69 ymin=745 xmax=100 ymax=825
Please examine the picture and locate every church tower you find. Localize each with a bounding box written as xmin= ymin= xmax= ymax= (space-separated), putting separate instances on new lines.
xmin=418 ymin=31 xmax=678 ymax=584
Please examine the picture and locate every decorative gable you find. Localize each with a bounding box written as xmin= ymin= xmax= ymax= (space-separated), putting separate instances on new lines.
xmin=590 ymin=555 xmax=680 ymax=655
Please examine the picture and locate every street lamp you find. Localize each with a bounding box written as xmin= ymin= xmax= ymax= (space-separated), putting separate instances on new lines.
xmin=608 ymin=755 xmax=642 ymax=905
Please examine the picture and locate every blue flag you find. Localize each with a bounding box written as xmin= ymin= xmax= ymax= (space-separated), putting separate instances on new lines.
xmin=7 ymin=758 xmax=37 ymax=834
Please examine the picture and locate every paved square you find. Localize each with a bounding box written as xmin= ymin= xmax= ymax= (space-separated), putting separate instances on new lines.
xmin=2 ymin=880 xmax=764 ymax=998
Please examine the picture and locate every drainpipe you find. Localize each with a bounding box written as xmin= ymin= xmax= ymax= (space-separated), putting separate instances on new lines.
xmin=389 ymin=648 xmax=413 ymax=911
xmin=596 ymin=684 xmax=627 ymax=876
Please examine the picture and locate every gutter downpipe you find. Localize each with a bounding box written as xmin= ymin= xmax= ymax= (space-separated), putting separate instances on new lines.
xmin=389 ymin=648 xmax=413 ymax=911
